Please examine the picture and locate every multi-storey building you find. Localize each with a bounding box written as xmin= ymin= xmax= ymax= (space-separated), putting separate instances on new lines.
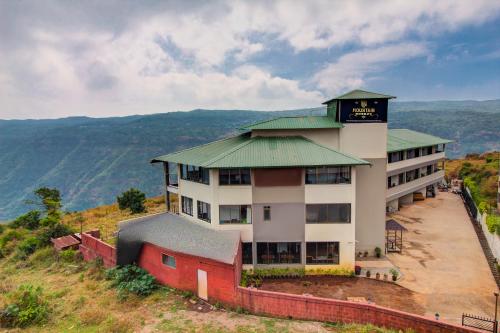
xmin=149 ymin=90 xmax=450 ymax=270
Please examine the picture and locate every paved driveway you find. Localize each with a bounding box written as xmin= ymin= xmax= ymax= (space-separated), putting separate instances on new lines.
xmin=388 ymin=192 xmax=498 ymax=324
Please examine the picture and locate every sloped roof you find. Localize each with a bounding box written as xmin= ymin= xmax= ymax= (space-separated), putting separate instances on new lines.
xmin=387 ymin=129 xmax=452 ymax=152
xmin=323 ymin=89 xmax=396 ymax=104
xmin=241 ymin=116 xmax=343 ymax=130
xmin=152 ymin=133 xmax=369 ymax=168
xmin=116 ymin=213 xmax=240 ymax=265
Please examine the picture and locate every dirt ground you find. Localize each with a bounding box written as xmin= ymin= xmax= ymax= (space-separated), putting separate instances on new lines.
xmin=260 ymin=276 xmax=425 ymax=315
xmin=387 ymin=192 xmax=498 ymax=324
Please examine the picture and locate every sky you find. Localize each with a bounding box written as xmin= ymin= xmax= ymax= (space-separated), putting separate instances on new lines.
xmin=1 ymin=0 xmax=500 ymax=119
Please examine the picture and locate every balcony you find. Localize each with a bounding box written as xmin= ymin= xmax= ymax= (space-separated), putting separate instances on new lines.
xmin=387 ymin=152 xmax=445 ymax=174
xmin=387 ymin=170 xmax=445 ymax=202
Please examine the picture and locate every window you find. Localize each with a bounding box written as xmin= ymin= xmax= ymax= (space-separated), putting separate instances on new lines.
xmin=405 ymin=169 xmax=419 ymax=182
xmin=388 ymin=151 xmax=404 ymax=163
xmin=421 ymin=146 xmax=433 ymax=156
xmin=435 ymin=144 xmax=445 ymax=153
xmin=219 ymin=205 xmax=251 ymax=224
xmin=161 ymin=254 xmax=176 ymax=268
xmin=219 ymin=169 xmax=251 ymax=185
xmin=306 ymin=242 xmax=339 ymax=265
xmin=180 ymin=164 xmax=209 ymax=184
xmin=181 ymin=196 xmax=193 ymax=216
xmin=305 ymin=166 xmax=351 ymax=184
xmin=426 ymin=165 xmax=432 ymax=175
xmin=263 ymin=206 xmax=271 ymax=221
xmin=242 ymin=243 xmax=253 ymax=265
xmin=257 ymin=242 xmax=301 ymax=264
xmin=406 ymin=148 xmax=420 ymax=159
xmin=306 ymin=204 xmax=351 ymax=223
xmin=197 ymin=201 xmax=211 ymax=222
xmin=398 ymin=173 xmax=405 ymax=185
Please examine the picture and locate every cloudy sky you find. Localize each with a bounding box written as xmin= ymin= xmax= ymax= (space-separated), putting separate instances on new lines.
xmin=1 ymin=0 xmax=500 ymax=119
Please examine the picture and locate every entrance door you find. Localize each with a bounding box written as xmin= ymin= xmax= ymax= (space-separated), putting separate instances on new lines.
xmin=197 ymin=269 xmax=208 ymax=300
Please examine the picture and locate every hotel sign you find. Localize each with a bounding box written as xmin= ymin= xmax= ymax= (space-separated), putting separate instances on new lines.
xmin=339 ymin=99 xmax=388 ymax=123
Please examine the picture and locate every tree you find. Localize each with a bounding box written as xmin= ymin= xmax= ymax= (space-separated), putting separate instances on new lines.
xmin=117 ymin=188 xmax=146 ymax=214
xmin=25 ymin=187 xmax=62 ymax=225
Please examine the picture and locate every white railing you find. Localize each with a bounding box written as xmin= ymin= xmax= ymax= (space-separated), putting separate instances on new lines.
xmin=386 ymin=170 xmax=444 ymax=202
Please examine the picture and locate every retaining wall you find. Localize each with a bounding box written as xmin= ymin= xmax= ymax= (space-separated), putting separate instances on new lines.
xmin=79 ymin=232 xmax=116 ymax=268
xmin=237 ymin=287 xmax=480 ymax=333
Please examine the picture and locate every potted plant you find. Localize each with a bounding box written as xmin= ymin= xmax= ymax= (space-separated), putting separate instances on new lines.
xmin=354 ymin=265 xmax=361 ymax=275
xmin=390 ymin=268 xmax=399 ymax=282
xmin=375 ymin=272 xmax=380 ymax=280
xmin=366 ymin=270 xmax=371 ymax=278
xmin=363 ymin=251 xmax=369 ymax=257
xmin=374 ymin=247 xmax=382 ymax=258
xmin=383 ymin=273 xmax=388 ymax=281
xmin=358 ymin=251 xmax=363 ymax=258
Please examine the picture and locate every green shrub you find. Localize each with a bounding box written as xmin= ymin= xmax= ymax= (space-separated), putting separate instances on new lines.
xmin=106 ymin=265 xmax=157 ymax=297
xmin=0 ymin=285 xmax=49 ymax=328
xmin=58 ymin=249 xmax=79 ymax=263
xmin=28 ymin=247 xmax=56 ymax=267
xmin=486 ymin=215 xmax=500 ymax=235
xmin=36 ymin=223 xmax=74 ymax=247
xmin=117 ymin=188 xmax=146 ymax=214
xmin=17 ymin=237 xmax=41 ymax=257
xmin=0 ymin=224 xmax=4 ymax=235
xmin=10 ymin=211 xmax=41 ymax=230
xmin=479 ymin=202 xmax=489 ymax=214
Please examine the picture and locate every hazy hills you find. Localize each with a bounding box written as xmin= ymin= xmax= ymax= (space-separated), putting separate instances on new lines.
xmin=0 ymin=100 xmax=499 ymax=220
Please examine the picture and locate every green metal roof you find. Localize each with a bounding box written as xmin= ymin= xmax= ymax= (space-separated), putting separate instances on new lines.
xmin=152 ymin=133 xmax=369 ymax=168
xmin=240 ymin=116 xmax=343 ymax=130
xmin=387 ymin=129 xmax=452 ymax=153
xmin=323 ymin=89 xmax=396 ymax=104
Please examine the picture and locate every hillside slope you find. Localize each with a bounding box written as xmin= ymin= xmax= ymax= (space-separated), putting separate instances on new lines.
xmin=1 ymin=103 xmax=499 ymax=220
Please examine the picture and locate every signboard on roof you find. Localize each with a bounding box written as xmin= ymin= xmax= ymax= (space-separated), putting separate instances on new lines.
xmin=338 ymin=99 xmax=388 ymax=123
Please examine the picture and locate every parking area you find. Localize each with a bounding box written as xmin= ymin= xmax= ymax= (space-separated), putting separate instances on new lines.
xmin=388 ymin=192 xmax=497 ymax=324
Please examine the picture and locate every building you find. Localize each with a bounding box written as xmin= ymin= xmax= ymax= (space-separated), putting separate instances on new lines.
xmin=120 ymin=90 xmax=450 ymax=274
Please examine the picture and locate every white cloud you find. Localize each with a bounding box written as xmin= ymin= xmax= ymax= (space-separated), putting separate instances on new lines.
xmin=313 ymin=42 xmax=429 ymax=93
xmin=0 ymin=0 xmax=499 ymax=118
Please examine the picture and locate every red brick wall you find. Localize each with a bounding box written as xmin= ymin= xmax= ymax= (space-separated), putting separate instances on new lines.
xmin=79 ymin=232 xmax=116 ymax=268
xmin=138 ymin=242 xmax=239 ymax=306
xmin=237 ymin=288 xmax=480 ymax=333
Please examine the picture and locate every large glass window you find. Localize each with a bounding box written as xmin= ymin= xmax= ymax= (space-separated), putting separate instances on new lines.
xmin=242 ymin=243 xmax=253 ymax=265
xmin=180 ymin=164 xmax=209 ymax=185
xmin=306 ymin=242 xmax=339 ymax=265
xmin=406 ymin=148 xmax=420 ymax=159
xmin=388 ymin=151 xmax=404 ymax=163
xmin=405 ymin=169 xmax=420 ymax=182
xmin=305 ymin=166 xmax=351 ymax=184
xmin=197 ymin=201 xmax=211 ymax=223
xmin=219 ymin=205 xmax=251 ymax=224
xmin=435 ymin=144 xmax=445 ymax=153
xmin=421 ymin=146 xmax=433 ymax=156
xmin=257 ymin=242 xmax=301 ymax=264
xmin=306 ymin=204 xmax=351 ymax=223
xmin=181 ymin=196 xmax=193 ymax=216
xmin=219 ymin=169 xmax=251 ymax=185
xmin=263 ymin=206 xmax=271 ymax=221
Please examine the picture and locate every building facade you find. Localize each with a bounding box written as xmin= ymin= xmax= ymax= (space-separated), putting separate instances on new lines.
xmin=151 ymin=90 xmax=451 ymax=270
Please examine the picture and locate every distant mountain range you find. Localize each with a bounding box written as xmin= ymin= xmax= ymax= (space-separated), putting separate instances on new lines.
xmin=1 ymin=99 xmax=499 ymax=220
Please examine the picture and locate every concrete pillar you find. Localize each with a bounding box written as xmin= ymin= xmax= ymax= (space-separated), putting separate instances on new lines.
xmin=387 ymin=199 xmax=399 ymax=212
xmin=400 ymin=193 xmax=413 ymax=206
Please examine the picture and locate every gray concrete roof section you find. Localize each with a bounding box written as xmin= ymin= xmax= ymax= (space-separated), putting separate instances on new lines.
xmin=116 ymin=212 xmax=241 ymax=266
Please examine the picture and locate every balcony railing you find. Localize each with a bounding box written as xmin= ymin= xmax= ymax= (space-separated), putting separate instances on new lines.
xmin=387 ymin=170 xmax=445 ymax=202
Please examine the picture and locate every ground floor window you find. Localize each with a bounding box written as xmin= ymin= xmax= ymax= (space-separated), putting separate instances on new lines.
xmin=256 ymin=242 xmax=301 ymax=264
xmin=162 ymin=254 xmax=176 ymax=268
xmin=197 ymin=200 xmax=211 ymax=223
xmin=306 ymin=242 xmax=339 ymax=265
xmin=242 ymin=242 xmax=253 ymax=264
xmin=181 ymin=196 xmax=193 ymax=216
xmin=219 ymin=205 xmax=251 ymax=224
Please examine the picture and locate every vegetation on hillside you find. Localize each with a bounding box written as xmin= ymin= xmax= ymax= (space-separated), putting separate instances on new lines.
xmin=0 ymin=187 xmax=409 ymax=332
xmin=446 ymin=151 xmax=500 ymax=233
